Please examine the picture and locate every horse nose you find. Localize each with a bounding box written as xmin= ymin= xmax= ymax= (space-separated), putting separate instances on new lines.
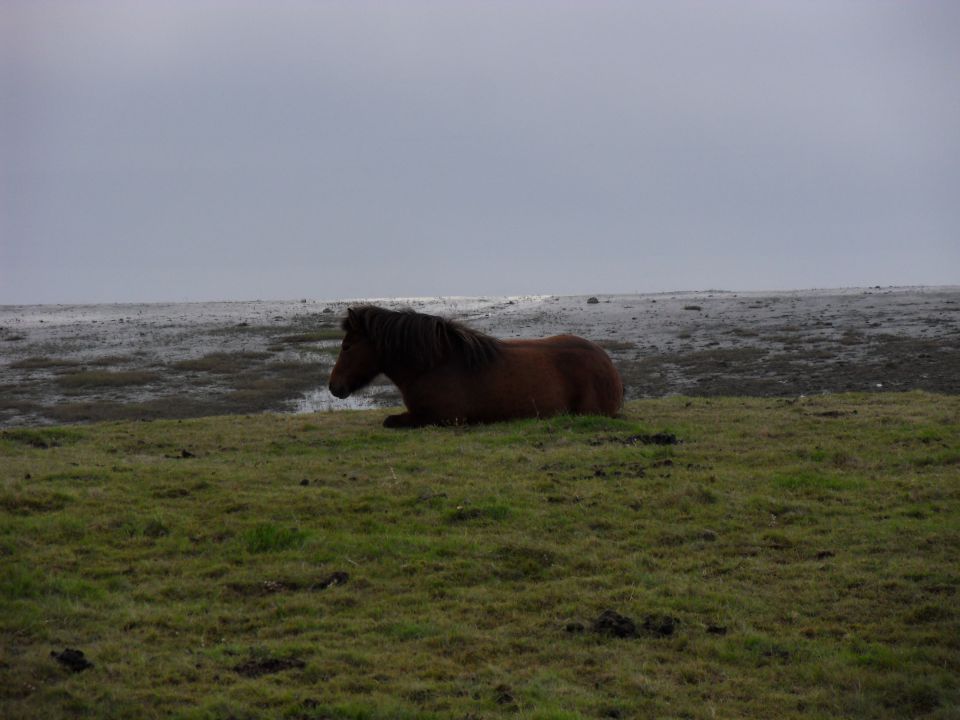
xmin=328 ymin=380 xmax=348 ymax=399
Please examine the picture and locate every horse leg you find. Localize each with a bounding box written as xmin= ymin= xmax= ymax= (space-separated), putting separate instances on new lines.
xmin=382 ymin=412 xmax=428 ymax=429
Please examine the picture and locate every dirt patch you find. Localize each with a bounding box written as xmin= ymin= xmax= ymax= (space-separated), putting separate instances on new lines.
xmin=1 ymin=427 xmax=81 ymax=448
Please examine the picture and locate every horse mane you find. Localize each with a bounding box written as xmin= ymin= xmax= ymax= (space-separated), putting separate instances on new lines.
xmin=342 ymin=306 xmax=502 ymax=370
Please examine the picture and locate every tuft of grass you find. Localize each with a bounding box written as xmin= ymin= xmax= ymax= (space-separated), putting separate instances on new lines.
xmin=1 ymin=427 xmax=83 ymax=448
xmin=242 ymin=523 xmax=308 ymax=553
xmin=772 ymin=469 xmax=863 ymax=492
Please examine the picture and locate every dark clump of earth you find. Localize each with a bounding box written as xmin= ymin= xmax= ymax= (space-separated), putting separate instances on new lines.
xmin=494 ymin=683 xmax=516 ymax=706
xmin=626 ymin=432 xmax=679 ymax=445
xmin=588 ymin=432 xmax=679 ymax=447
xmin=593 ymin=609 xmax=638 ymax=638
xmin=233 ymin=656 xmax=305 ymax=677
xmin=643 ymin=614 xmax=679 ymax=637
xmin=51 ymin=648 xmax=93 ymax=672
xmin=592 ymin=610 xmax=680 ymax=639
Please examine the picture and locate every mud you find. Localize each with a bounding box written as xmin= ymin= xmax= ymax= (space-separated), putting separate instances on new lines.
xmin=2 ymin=287 xmax=958 ymax=427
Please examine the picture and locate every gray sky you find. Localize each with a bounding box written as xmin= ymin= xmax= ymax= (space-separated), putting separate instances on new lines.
xmin=2 ymin=1 xmax=958 ymax=304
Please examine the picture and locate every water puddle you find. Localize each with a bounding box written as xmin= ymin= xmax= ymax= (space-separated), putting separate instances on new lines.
xmin=294 ymin=387 xmax=396 ymax=413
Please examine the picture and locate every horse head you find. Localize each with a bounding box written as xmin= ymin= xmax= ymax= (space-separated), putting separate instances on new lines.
xmin=328 ymin=308 xmax=380 ymax=398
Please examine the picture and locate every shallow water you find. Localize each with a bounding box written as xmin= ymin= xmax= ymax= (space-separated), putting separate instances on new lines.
xmin=294 ymin=387 xmax=397 ymax=414
xmin=2 ymin=287 xmax=958 ymax=427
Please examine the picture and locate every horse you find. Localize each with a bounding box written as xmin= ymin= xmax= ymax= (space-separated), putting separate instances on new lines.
xmin=328 ymin=305 xmax=623 ymax=427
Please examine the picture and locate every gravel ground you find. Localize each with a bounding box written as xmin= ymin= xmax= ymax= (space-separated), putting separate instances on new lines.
xmin=1 ymin=286 xmax=958 ymax=427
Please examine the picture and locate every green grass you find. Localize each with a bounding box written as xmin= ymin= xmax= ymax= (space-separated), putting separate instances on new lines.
xmin=1 ymin=392 xmax=958 ymax=719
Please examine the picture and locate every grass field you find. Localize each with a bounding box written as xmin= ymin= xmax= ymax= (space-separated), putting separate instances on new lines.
xmin=1 ymin=393 xmax=958 ymax=719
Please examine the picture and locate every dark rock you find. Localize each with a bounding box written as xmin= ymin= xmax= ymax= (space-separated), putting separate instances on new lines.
xmin=565 ymin=621 xmax=585 ymax=633
xmin=587 ymin=297 xmax=600 ymax=304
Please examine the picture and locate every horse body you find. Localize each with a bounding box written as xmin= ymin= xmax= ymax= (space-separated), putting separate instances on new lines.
xmin=328 ymin=306 xmax=622 ymax=427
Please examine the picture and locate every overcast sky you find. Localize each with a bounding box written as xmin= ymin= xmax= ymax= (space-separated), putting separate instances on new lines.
xmin=2 ymin=1 xmax=958 ymax=304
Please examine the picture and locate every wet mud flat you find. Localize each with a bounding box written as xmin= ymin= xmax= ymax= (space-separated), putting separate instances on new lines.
xmin=1 ymin=287 xmax=957 ymax=427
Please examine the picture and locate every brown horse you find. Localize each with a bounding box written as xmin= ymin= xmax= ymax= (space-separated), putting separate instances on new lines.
xmin=328 ymin=305 xmax=623 ymax=427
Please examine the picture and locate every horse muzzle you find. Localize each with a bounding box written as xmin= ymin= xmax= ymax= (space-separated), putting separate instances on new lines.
xmin=328 ymin=380 xmax=350 ymax=399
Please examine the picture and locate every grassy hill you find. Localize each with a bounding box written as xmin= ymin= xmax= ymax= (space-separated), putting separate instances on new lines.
xmin=1 ymin=393 xmax=958 ymax=719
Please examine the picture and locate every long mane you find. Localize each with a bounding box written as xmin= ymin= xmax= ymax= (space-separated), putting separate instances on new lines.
xmin=342 ymin=306 xmax=502 ymax=371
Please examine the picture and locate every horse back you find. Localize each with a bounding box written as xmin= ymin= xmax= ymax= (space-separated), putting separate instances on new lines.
xmin=499 ymin=334 xmax=623 ymax=417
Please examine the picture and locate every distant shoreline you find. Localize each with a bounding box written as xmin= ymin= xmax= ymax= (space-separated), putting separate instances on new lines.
xmin=3 ymin=284 xmax=958 ymax=311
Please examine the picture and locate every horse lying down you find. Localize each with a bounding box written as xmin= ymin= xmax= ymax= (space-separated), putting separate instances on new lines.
xmin=328 ymin=306 xmax=623 ymax=428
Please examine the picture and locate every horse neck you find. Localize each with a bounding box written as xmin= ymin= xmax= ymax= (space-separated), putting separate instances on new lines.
xmin=380 ymin=357 xmax=422 ymax=389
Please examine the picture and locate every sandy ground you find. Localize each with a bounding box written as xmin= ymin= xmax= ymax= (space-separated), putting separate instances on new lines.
xmin=1 ymin=287 xmax=958 ymax=427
